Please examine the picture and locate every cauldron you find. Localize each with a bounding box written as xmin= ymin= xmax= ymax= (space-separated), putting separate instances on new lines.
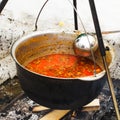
xmin=11 ymin=31 xmax=114 ymax=109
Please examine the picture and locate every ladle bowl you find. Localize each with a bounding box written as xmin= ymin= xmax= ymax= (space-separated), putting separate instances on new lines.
xmin=74 ymin=33 xmax=98 ymax=57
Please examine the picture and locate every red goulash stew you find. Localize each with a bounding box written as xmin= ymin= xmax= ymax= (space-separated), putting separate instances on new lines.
xmin=25 ymin=54 xmax=102 ymax=78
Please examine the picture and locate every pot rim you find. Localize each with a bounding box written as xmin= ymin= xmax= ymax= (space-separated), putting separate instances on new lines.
xmin=11 ymin=31 xmax=115 ymax=81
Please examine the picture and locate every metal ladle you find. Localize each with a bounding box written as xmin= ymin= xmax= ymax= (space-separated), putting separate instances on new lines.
xmin=74 ymin=33 xmax=98 ymax=77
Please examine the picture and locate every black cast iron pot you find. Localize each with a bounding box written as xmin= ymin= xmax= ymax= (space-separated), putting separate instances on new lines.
xmin=11 ymin=31 xmax=114 ymax=110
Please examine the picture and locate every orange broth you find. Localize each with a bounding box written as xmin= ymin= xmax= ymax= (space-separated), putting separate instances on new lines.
xmin=25 ymin=54 xmax=102 ymax=78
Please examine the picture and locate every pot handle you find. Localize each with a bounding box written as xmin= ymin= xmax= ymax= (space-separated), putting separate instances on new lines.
xmin=34 ymin=0 xmax=49 ymax=31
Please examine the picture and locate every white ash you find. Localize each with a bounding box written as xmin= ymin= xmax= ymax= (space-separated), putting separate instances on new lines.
xmin=0 ymin=10 xmax=35 ymax=84
xmin=0 ymin=10 xmax=36 ymax=59
xmin=0 ymin=55 xmax=16 ymax=84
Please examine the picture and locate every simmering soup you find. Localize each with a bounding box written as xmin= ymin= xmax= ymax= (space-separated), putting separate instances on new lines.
xmin=25 ymin=54 xmax=102 ymax=78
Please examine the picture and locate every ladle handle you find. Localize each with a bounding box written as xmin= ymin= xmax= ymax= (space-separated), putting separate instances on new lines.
xmin=89 ymin=0 xmax=105 ymax=56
